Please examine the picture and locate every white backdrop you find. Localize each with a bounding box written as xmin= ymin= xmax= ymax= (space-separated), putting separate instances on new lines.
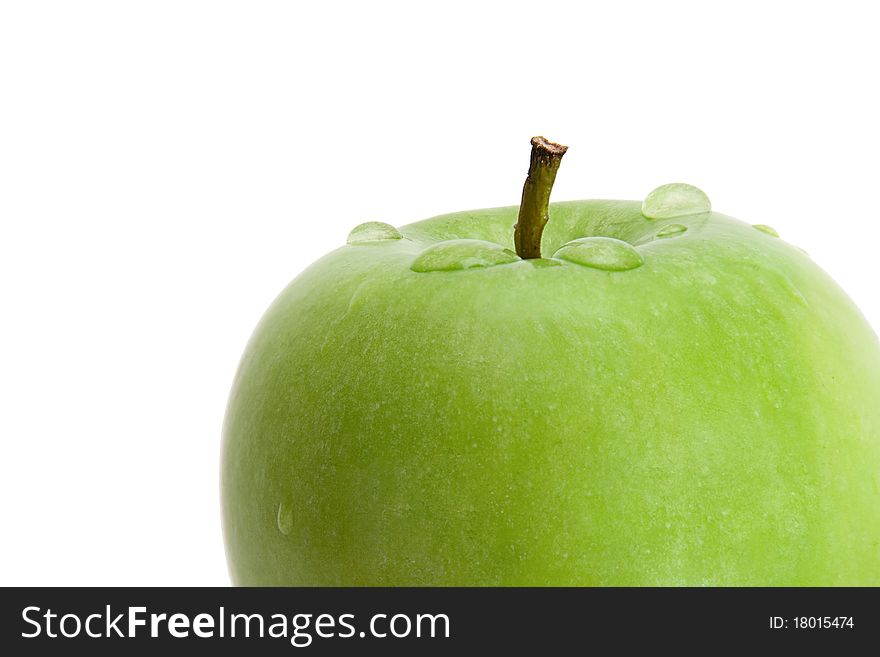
xmin=1 ymin=1 xmax=878 ymax=585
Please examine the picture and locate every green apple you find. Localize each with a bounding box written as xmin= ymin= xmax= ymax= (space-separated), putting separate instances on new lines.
xmin=222 ymin=138 xmax=880 ymax=585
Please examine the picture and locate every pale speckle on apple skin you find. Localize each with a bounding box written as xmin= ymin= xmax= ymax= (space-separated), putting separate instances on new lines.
xmin=347 ymin=221 xmax=403 ymax=244
xmin=641 ymin=183 xmax=711 ymax=220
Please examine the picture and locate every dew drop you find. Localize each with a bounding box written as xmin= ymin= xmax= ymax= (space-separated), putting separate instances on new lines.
xmin=641 ymin=183 xmax=711 ymax=219
xmin=656 ymin=223 xmax=688 ymax=238
xmin=753 ymin=224 xmax=779 ymax=237
xmin=346 ymin=221 xmax=402 ymax=244
xmin=411 ymin=239 xmax=519 ymax=272
xmin=552 ymin=236 xmax=644 ymax=271
xmin=276 ymin=500 xmax=294 ymax=536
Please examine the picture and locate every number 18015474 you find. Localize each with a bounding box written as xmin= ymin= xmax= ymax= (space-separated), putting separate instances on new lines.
xmin=770 ymin=616 xmax=854 ymax=629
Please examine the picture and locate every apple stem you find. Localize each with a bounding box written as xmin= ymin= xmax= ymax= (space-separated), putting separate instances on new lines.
xmin=514 ymin=136 xmax=568 ymax=259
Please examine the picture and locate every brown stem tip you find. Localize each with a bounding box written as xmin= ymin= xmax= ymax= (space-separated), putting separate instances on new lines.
xmin=530 ymin=136 xmax=568 ymax=157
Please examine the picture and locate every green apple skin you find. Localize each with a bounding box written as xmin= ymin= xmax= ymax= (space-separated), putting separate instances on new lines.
xmin=221 ymin=200 xmax=880 ymax=586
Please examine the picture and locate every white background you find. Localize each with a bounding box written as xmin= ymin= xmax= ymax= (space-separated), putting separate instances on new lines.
xmin=1 ymin=1 xmax=878 ymax=585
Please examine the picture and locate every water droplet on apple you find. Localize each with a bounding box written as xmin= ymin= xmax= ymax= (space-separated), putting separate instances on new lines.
xmin=276 ymin=501 xmax=294 ymax=536
xmin=641 ymin=183 xmax=711 ymax=219
xmin=347 ymin=221 xmax=402 ymax=244
xmin=752 ymin=224 xmax=779 ymax=237
xmin=410 ymin=239 xmax=520 ymax=272
xmin=656 ymin=223 xmax=687 ymax=238
xmin=552 ymin=237 xmax=644 ymax=271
